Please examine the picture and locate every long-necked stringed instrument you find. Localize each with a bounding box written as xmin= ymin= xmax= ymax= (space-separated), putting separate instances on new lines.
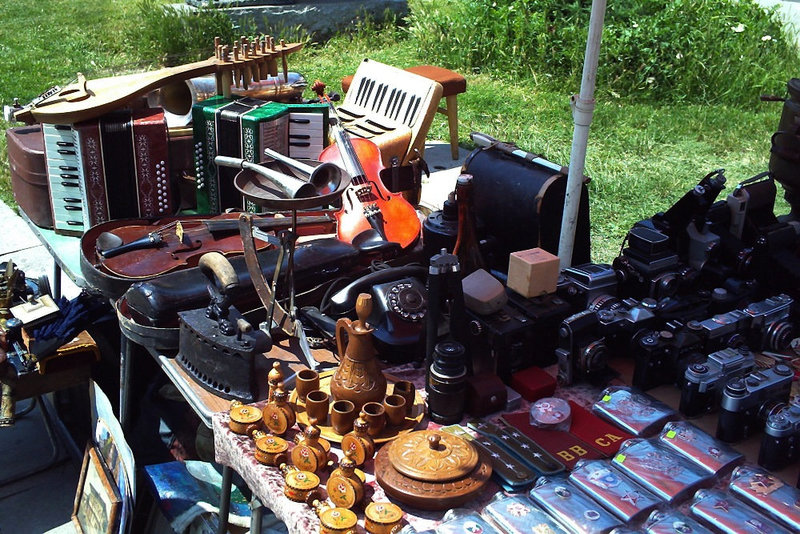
xmin=13 ymin=36 xmax=302 ymax=125
xmin=313 ymin=81 xmax=421 ymax=249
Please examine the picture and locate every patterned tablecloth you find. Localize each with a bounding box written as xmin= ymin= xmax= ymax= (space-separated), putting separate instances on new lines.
xmin=213 ymin=363 xmax=507 ymax=533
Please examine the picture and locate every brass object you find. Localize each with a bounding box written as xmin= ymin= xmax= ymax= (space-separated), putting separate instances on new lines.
xmin=330 ymin=294 xmax=387 ymax=412
xmin=263 ymin=383 xmax=296 ymax=436
xmin=364 ymin=502 xmax=404 ymax=534
xmin=268 ymin=361 xmax=284 ymax=402
xmin=280 ymin=464 xmax=321 ymax=503
xmin=251 ymin=430 xmax=288 ymax=466
xmin=326 ymin=451 xmax=365 ymax=508
xmin=340 ymin=414 xmax=375 ymax=467
xmin=309 ymin=497 xmax=358 ymax=534
xmin=228 ymin=400 xmax=263 ymax=435
xmin=291 ymin=420 xmax=329 ymax=473
xmin=374 ymin=430 xmax=492 ymax=511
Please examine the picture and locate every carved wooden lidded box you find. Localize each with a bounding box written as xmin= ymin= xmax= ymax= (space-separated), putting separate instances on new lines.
xmin=374 ymin=430 xmax=492 ymax=510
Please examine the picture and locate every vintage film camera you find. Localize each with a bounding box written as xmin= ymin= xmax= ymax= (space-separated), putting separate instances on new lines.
xmin=688 ymin=294 xmax=794 ymax=353
xmin=614 ymin=169 xmax=727 ymax=295
xmin=555 ymin=296 xmax=658 ymax=385
xmin=613 ymin=226 xmax=698 ymax=300
xmin=716 ymin=363 xmax=794 ymax=443
xmin=630 ymin=320 xmax=705 ymax=391
xmin=679 ymin=346 xmax=756 ymax=418
xmin=759 ymin=398 xmax=800 ymax=471
xmin=556 ymin=262 xmax=619 ymax=310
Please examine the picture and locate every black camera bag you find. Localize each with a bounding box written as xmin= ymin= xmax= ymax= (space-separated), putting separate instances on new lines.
xmin=462 ymin=142 xmax=591 ymax=271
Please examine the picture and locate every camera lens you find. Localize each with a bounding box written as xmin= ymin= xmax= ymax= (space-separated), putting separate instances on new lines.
xmin=765 ymin=321 xmax=793 ymax=351
xmin=582 ymin=340 xmax=608 ymax=374
xmin=427 ymin=341 xmax=467 ymax=425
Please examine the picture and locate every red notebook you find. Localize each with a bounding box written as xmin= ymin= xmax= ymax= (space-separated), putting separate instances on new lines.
xmin=568 ymin=401 xmax=633 ymax=456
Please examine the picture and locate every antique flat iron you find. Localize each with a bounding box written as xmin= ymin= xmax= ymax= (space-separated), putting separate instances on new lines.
xmin=177 ymin=252 xmax=270 ymax=402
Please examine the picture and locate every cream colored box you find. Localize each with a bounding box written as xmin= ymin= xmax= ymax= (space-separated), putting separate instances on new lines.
xmin=507 ymin=247 xmax=560 ymax=297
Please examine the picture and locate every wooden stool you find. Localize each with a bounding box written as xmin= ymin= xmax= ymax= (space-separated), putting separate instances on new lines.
xmin=342 ymin=65 xmax=467 ymax=159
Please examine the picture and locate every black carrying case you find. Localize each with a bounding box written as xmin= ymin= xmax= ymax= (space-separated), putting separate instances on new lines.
xmin=463 ymin=144 xmax=591 ymax=270
xmin=124 ymin=238 xmax=360 ymax=328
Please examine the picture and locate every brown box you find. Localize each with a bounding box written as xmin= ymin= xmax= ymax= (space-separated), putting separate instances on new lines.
xmin=507 ymin=247 xmax=560 ymax=297
xmin=5 ymin=125 xmax=52 ymax=228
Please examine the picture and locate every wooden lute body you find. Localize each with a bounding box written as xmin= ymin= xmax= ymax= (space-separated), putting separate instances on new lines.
xmin=14 ymin=37 xmax=302 ymax=125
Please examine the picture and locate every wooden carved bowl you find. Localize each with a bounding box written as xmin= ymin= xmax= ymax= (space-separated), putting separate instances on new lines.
xmin=374 ymin=430 xmax=492 ymax=511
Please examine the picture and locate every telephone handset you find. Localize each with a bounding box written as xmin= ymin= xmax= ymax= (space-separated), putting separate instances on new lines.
xmin=328 ymin=265 xmax=428 ymax=363
xmin=328 ymin=265 xmax=427 ymax=316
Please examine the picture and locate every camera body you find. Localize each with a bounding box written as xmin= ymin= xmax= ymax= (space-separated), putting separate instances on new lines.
xmin=716 ymin=364 xmax=794 ymax=443
xmin=505 ymin=291 xmax=575 ymax=366
xmin=679 ymin=346 xmax=756 ymax=418
xmin=465 ymin=303 xmax=535 ymax=381
xmin=630 ymin=322 xmax=704 ymax=391
xmin=759 ymin=399 xmax=800 ymax=471
xmin=614 ymin=225 xmax=698 ymax=300
xmin=556 ymin=263 xmax=619 ymax=310
xmin=555 ymin=297 xmax=657 ymax=385
xmin=688 ymin=294 xmax=794 ymax=353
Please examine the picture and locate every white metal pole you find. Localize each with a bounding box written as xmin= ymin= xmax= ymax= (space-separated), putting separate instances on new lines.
xmin=558 ymin=0 xmax=607 ymax=269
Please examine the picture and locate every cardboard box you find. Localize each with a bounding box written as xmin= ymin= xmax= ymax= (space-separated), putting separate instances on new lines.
xmin=507 ymin=247 xmax=560 ymax=297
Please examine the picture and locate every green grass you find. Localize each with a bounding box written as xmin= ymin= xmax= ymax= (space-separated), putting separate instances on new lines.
xmin=0 ymin=0 xmax=795 ymax=263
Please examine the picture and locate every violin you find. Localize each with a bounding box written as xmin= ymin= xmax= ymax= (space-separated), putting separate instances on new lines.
xmin=95 ymin=212 xmax=335 ymax=279
xmin=313 ymin=81 xmax=421 ymax=249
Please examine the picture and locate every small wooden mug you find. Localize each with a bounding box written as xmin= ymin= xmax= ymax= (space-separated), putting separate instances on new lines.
xmin=361 ymin=402 xmax=386 ymax=438
xmin=305 ymin=389 xmax=330 ymax=425
xmin=331 ymin=399 xmax=357 ymax=435
xmin=295 ymin=368 xmax=320 ymax=402
xmin=392 ymin=381 xmax=415 ymax=415
xmin=383 ymin=394 xmax=407 ymax=427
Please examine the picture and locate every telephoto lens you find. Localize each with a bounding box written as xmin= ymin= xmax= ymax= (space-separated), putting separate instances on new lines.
xmin=427 ymin=341 xmax=468 ymax=424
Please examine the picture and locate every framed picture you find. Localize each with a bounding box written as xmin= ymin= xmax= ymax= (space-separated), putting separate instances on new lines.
xmin=72 ymin=444 xmax=121 ymax=534
xmin=90 ymin=382 xmax=135 ymax=534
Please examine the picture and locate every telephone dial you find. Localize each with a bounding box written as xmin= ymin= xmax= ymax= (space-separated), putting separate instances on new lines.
xmin=328 ymin=265 xmax=428 ymax=362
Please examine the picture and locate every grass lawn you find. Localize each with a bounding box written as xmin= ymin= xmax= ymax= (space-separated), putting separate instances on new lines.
xmin=0 ymin=0 xmax=791 ymax=263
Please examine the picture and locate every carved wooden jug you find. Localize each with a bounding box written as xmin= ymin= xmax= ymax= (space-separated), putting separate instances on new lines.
xmin=331 ymin=293 xmax=387 ymax=411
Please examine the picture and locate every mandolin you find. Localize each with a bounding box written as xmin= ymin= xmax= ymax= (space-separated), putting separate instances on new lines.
xmin=13 ymin=36 xmax=302 ymax=125
xmin=313 ymin=81 xmax=421 ymax=249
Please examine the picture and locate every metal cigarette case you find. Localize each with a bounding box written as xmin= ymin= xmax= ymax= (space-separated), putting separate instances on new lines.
xmin=643 ymin=510 xmax=714 ymax=534
xmin=569 ymin=459 xmax=662 ymax=522
xmin=690 ymin=488 xmax=787 ymax=534
xmin=728 ymin=465 xmax=800 ymax=531
xmin=592 ymin=386 xmax=677 ymax=437
xmin=434 ymin=512 xmax=503 ymax=534
xmin=657 ymin=421 xmax=743 ymax=477
xmin=482 ymin=494 xmax=569 ymax=534
xmin=611 ymin=439 xmax=711 ymax=504
xmin=528 ymin=475 xmax=623 ymax=533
